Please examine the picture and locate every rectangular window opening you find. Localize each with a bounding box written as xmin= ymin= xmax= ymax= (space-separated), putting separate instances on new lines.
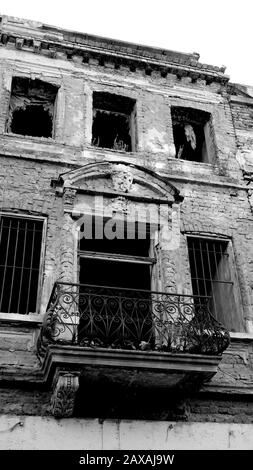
xmin=92 ymin=92 xmax=136 ymax=152
xmin=6 ymin=77 xmax=58 ymax=138
xmin=0 ymin=215 xmax=44 ymax=314
xmin=187 ymin=236 xmax=244 ymax=332
xmin=79 ymin=218 xmax=151 ymax=290
xmin=171 ymin=107 xmax=215 ymax=163
xmin=78 ymin=218 xmax=153 ymax=347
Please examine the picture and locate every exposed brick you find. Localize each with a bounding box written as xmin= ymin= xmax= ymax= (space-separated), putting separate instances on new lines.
xmin=0 ymin=14 xmax=252 ymax=430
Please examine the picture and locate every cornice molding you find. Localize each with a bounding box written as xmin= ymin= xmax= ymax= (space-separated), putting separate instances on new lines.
xmin=0 ymin=15 xmax=229 ymax=85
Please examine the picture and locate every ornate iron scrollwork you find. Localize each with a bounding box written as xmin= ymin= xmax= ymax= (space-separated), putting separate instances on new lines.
xmin=38 ymin=282 xmax=230 ymax=357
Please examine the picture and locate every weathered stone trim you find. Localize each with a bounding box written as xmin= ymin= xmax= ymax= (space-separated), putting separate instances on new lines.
xmin=0 ymin=313 xmax=43 ymax=324
xmin=0 ymin=16 xmax=229 ymax=85
xmin=51 ymin=369 xmax=80 ymax=418
xmin=181 ymin=228 xmax=233 ymax=238
xmin=230 ymin=332 xmax=253 ymax=341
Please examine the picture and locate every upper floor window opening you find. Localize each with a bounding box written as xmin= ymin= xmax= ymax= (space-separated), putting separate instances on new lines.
xmin=92 ymin=92 xmax=137 ymax=152
xmin=171 ymin=106 xmax=216 ymax=163
xmin=0 ymin=214 xmax=44 ymax=314
xmin=6 ymin=77 xmax=58 ymax=138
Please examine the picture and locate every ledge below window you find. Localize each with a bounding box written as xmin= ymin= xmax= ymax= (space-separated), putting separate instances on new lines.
xmin=0 ymin=312 xmax=43 ymax=326
xmin=229 ymin=332 xmax=253 ymax=341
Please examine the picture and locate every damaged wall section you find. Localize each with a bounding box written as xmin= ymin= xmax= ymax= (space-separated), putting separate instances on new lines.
xmin=171 ymin=106 xmax=216 ymax=163
xmin=92 ymin=92 xmax=136 ymax=152
xmin=6 ymin=77 xmax=59 ymax=138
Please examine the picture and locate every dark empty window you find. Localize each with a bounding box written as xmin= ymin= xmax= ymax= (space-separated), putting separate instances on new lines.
xmin=171 ymin=107 xmax=216 ymax=162
xmin=0 ymin=215 xmax=43 ymax=314
xmin=7 ymin=77 xmax=58 ymax=138
xmin=78 ymin=219 xmax=153 ymax=348
xmin=79 ymin=221 xmax=151 ymax=290
xmin=187 ymin=237 xmax=244 ymax=332
xmin=92 ymin=92 xmax=136 ymax=152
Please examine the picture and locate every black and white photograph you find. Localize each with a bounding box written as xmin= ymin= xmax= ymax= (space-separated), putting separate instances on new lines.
xmin=0 ymin=0 xmax=252 ymax=458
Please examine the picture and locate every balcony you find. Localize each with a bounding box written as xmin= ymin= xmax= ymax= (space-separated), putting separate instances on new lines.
xmin=38 ymin=282 xmax=230 ymax=417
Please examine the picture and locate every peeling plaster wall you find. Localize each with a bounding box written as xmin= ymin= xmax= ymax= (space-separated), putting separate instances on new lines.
xmin=231 ymin=101 xmax=253 ymax=175
xmin=230 ymin=98 xmax=253 ymax=218
xmin=0 ymin=22 xmax=253 ymax=427
xmin=0 ymin=47 xmax=244 ymax=171
xmin=0 ymin=415 xmax=253 ymax=450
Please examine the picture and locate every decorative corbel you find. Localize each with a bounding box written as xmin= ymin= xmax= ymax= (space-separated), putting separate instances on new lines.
xmin=51 ymin=369 xmax=80 ymax=418
xmin=33 ymin=40 xmax=41 ymax=53
xmin=63 ymin=187 xmax=77 ymax=211
xmin=49 ymin=48 xmax=57 ymax=58
xmin=1 ymin=34 xmax=8 ymax=45
xmin=15 ymin=38 xmax=24 ymax=50
xmin=111 ymin=166 xmax=133 ymax=193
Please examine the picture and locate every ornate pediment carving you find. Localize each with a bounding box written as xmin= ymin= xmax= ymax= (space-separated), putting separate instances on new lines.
xmin=53 ymin=160 xmax=182 ymax=205
xmin=111 ymin=165 xmax=133 ymax=193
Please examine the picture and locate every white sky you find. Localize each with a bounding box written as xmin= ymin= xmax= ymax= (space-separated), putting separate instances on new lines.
xmin=1 ymin=0 xmax=253 ymax=86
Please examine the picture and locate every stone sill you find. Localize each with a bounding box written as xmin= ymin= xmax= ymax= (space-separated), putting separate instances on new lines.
xmin=0 ymin=136 xmax=220 ymax=168
xmin=0 ymin=132 xmax=88 ymax=155
xmin=3 ymin=132 xmax=56 ymax=145
xmin=0 ymin=135 xmax=245 ymax=188
xmin=230 ymin=332 xmax=253 ymax=341
xmin=88 ymin=146 xmax=214 ymax=169
xmin=0 ymin=312 xmax=43 ymax=326
xmin=86 ymin=145 xmax=137 ymax=158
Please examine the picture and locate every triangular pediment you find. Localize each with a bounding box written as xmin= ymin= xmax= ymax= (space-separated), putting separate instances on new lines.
xmin=56 ymin=160 xmax=182 ymax=203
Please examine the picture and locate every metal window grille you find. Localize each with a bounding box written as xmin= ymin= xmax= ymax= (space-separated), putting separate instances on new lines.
xmin=187 ymin=237 xmax=233 ymax=320
xmin=0 ymin=215 xmax=43 ymax=314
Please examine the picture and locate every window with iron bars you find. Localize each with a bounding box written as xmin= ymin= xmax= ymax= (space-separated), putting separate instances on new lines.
xmin=0 ymin=215 xmax=44 ymax=314
xmin=187 ymin=236 xmax=244 ymax=332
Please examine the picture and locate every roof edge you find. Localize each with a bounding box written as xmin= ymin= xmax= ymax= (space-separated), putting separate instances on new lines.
xmin=0 ymin=14 xmax=229 ymax=83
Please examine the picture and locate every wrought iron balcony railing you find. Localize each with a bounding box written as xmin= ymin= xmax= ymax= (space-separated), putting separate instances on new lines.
xmin=39 ymin=282 xmax=230 ymax=356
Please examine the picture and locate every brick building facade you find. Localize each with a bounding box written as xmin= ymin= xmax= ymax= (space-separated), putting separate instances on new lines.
xmin=0 ymin=15 xmax=253 ymax=449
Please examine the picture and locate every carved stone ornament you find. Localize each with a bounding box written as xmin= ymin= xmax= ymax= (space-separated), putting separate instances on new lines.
xmin=63 ymin=188 xmax=77 ymax=209
xmin=110 ymin=196 xmax=128 ymax=214
xmin=51 ymin=370 xmax=80 ymax=418
xmin=111 ymin=167 xmax=133 ymax=193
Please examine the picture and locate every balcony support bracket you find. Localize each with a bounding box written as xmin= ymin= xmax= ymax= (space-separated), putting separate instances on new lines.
xmin=51 ymin=368 xmax=80 ymax=418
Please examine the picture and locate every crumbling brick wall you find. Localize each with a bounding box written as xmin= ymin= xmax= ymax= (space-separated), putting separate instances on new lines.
xmin=0 ymin=17 xmax=253 ymax=423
